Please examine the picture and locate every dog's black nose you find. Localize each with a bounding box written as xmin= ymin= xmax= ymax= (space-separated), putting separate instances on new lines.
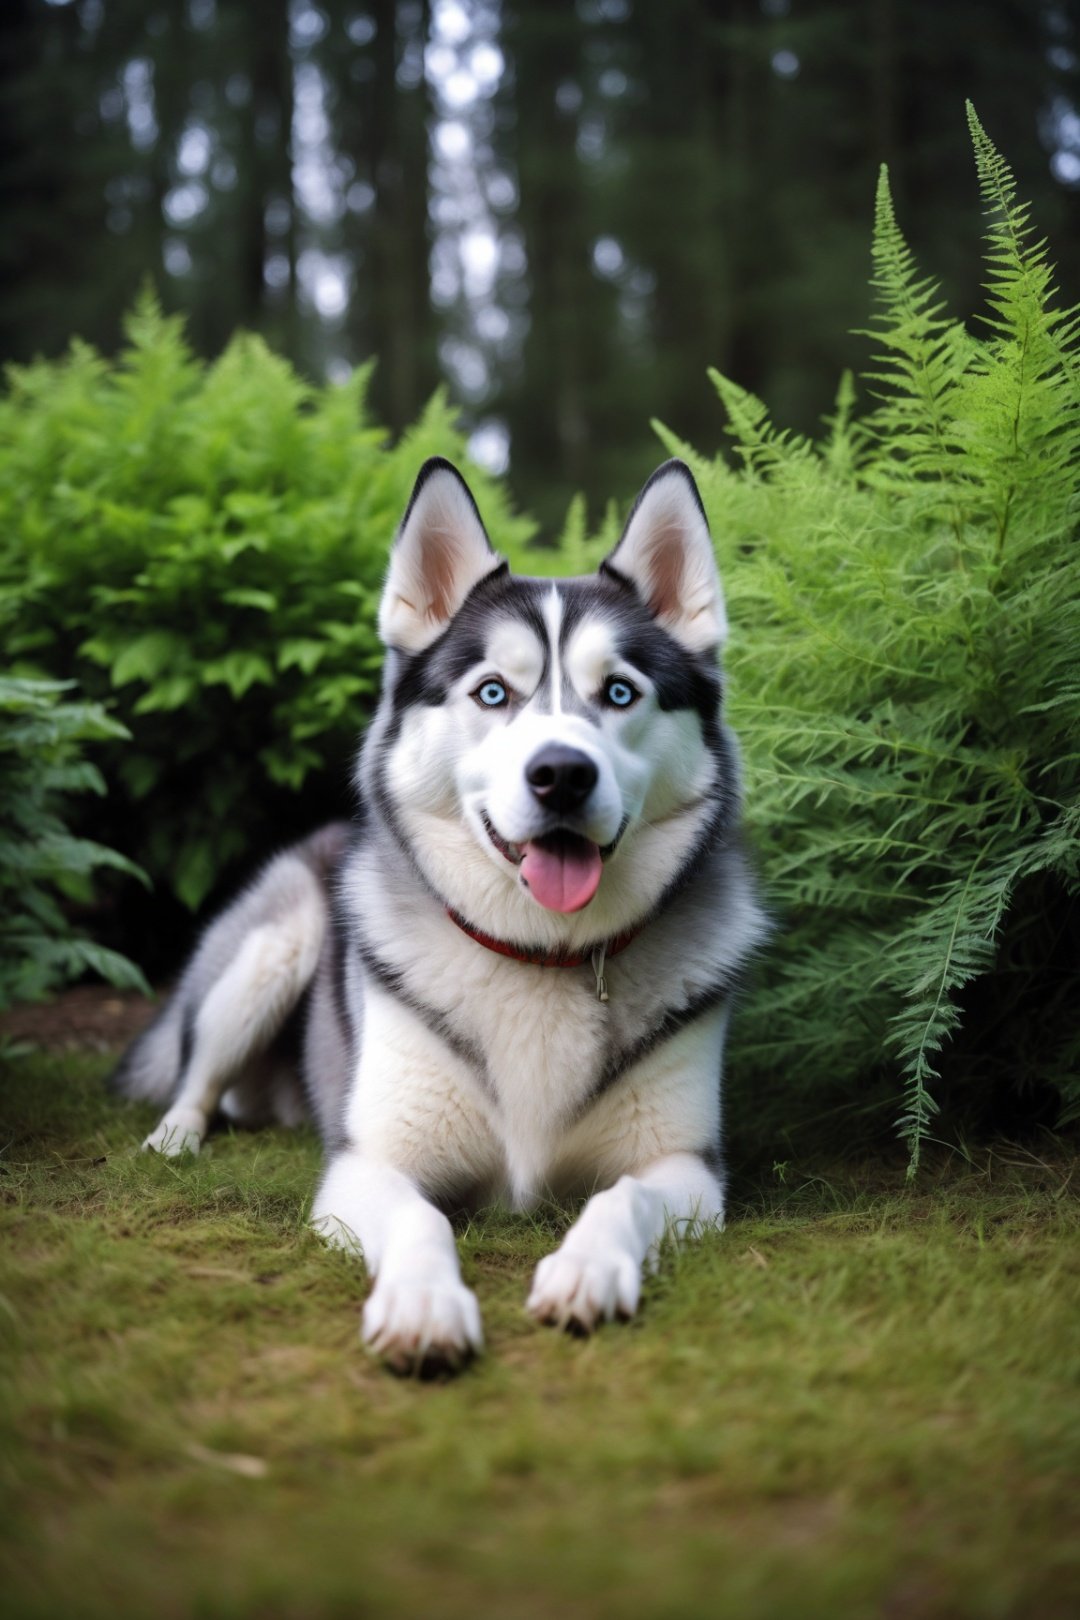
xmin=525 ymin=745 xmax=598 ymax=813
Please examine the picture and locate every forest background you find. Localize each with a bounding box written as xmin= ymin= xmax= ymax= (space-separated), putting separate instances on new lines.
xmin=7 ymin=0 xmax=1080 ymax=529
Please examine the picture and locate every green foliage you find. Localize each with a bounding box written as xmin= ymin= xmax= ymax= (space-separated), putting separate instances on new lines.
xmin=659 ymin=107 xmax=1080 ymax=1168
xmin=0 ymin=676 xmax=149 ymax=1012
xmin=0 ymin=293 xmax=536 ymax=917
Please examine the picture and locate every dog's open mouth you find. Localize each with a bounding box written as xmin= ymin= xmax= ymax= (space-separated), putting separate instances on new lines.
xmin=482 ymin=813 xmax=603 ymax=914
xmin=482 ymin=812 xmax=523 ymax=867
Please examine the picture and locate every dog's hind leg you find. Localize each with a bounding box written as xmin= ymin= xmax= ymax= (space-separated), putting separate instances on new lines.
xmin=143 ymin=896 xmax=324 ymax=1158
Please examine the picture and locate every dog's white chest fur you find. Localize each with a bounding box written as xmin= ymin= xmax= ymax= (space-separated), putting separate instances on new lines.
xmin=456 ymin=956 xmax=608 ymax=1200
xmin=345 ymin=850 xmax=613 ymax=1202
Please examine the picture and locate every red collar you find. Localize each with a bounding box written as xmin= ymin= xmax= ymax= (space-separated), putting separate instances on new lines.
xmin=446 ymin=908 xmax=643 ymax=968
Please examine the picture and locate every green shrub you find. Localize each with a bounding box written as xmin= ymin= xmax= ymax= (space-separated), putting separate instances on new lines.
xmin=659 ymin=106 xmax=1079 ymax=1167
xmin=0 ymin=675 xmax=148 ymax=1014
xmin=0 ymin=296 xmax=536 ymax=935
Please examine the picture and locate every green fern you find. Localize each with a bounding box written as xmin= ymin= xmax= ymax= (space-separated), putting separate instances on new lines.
xmin=662 ymin=110 xmax=1080 ymax=1170
xmin=861 ymin=167 xmax=972 ymax=532
xmin=963 ymin=102 xmax=1080 ymax=560
xmin=0 ymin=675 xmax=149 ymax=1012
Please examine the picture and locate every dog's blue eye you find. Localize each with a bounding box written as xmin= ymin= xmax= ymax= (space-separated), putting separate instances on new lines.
xmin=475 ymin=679 xmax=508 ymax=708
xmin=604 ymin=678 xmax=638 ymax=708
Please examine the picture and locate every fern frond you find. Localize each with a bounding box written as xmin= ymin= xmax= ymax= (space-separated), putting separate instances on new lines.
xmin=859 ymin=167 xmax=972 ymax=523
xmin=820 ymin=371 xmax=873 ymax=478
xmin=887 ymin=857 xmax=997 ymax=1176
xmin=708 ymin=369 xmax=812 ymax=479
xmin=648 ymin=420 xmax=714 ymax=483
xmin=966 ymin=101 xmax=1056 ymax=338
xmin=554 ymin=493 xmax=610 ymax=575
xmin=962 ymin=104 xmax=1080 ymax=559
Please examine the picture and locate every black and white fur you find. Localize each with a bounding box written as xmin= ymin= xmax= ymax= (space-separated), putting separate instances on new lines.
xmin=115 ymin=457 xmax=768 ymax=1372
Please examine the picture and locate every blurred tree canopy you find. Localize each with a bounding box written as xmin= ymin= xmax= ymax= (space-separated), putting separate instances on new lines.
xmin=3 ymin=0 xmax=1079 ymax=527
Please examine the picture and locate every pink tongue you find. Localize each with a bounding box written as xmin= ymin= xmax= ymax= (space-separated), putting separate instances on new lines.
xmin=520 ymin=838 xmax=603 ymax=913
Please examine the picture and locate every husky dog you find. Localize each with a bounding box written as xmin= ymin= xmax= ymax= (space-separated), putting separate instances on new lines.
xmin=114 ymin=457 xmax=767 ymax=1372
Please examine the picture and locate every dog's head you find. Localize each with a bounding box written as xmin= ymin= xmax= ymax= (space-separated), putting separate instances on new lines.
xmin=367 ymin=457 xmax=737 ymax=945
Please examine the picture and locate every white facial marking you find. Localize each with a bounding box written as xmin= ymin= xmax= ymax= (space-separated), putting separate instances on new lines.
xmin=542 ymin=587 xmax=563 ymax=713
xmin=484 ymin=618 xmax=545 ymax=698
xmin=564 ymin=618 xmax=622 ymax=704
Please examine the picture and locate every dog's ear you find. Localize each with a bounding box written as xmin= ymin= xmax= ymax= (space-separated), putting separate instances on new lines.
xmin=379 ymin=459 xmax=504 ymax=652
xmin=601 ymin=460 xmax=727 ymax=652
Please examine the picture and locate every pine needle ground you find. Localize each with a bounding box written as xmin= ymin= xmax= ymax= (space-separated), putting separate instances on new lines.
xmin=1 ymin=1051 xmax=1078 ymax=1620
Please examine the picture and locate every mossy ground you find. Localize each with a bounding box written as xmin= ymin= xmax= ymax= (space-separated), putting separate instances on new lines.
xmin=1 ymin=1049 xmax=1078 ymax=1620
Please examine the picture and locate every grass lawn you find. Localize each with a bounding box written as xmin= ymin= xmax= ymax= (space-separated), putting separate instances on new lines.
xmin=1 ymin=1047 xmax=1078 ymax=1620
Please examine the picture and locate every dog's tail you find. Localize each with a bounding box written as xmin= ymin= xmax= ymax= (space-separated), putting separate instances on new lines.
xmin=110 ymin=999 xmax=186 ymax=1104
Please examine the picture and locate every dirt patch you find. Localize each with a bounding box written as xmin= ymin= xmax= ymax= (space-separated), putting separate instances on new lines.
xmin=1 ymin=985 xmax=162 ymax=1054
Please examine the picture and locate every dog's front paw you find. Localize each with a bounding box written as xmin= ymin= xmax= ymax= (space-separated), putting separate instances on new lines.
xmin=142 ymin=1107 xmax=206 ymax=1158
xmin=362 ymin=1279 xmax=483 ymax=1376
xmin=527 ymin=1244 xmax=641 ymax=1333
